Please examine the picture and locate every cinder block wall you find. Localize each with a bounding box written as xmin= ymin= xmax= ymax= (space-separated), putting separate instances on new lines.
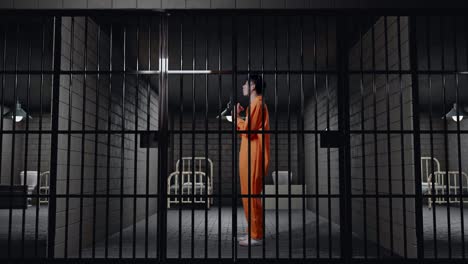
xmin=347 ymin=16 xmax=416 ymax=257
xmin=54 ymin=17 xmax=159 ymax=257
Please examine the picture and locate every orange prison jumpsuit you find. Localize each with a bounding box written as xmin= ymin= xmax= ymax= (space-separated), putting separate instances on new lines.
xmin=236 ymin=95 xmax=270 ymax=240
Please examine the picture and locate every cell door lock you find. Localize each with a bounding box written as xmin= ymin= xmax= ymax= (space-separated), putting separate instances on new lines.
xmin=320 ymin=130 xmax=344 ymax=148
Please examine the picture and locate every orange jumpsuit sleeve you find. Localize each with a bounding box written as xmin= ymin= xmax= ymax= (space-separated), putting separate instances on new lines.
xmin=236 ymin=101 xmax=264 ymax=140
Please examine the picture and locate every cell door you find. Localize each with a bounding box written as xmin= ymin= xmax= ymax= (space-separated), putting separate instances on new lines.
xmin=163 ymin=12 xmax=343 ymax=261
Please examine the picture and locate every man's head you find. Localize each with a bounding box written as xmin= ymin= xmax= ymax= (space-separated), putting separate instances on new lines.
xmin=242 ymin=75 xmax=264 ymax=96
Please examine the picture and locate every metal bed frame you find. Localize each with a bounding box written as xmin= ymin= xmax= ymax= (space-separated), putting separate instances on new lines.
xmin=421 ymin=157 xmax=468 ymax=209
xmin=167 ymin=157 xmax=214 ymax=208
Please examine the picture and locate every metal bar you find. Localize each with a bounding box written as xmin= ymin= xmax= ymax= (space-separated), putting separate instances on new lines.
xmin=144 ymin=16 xmax=152 ymax=259
xmin=313 ymin=15 xmax=319 ymax=259
xmin=0 ymin=192 xmax=465 ymax=199
xmin=35 ymin=17 xmax=46 ymax=258
xmin=261 ymin=14 xmax=266 ymax=260
xmin=9 ymin=68 xmax=468 ymax=75
xmin=426 ymin=16 xmax=438 ymax=258
xmin=217 ymin=14 xmax=223 ymax=259
xmin=359 ymin=15 xmax=368 ymax=259
xmin=177 ymin=15 xmax=183 ymax=259
xmin=21 ymin=21 xmax=33 ymax=259
xmin=326 ymin=16 xmax=332 ymax=259
xmin=119 ymin=24 xmax=127 ymax=259
xmin=6 ymin=22 xmax=19 ymax=259
xmin=408 ymin=14 xmax=425 ymax=262
xmin=397 ymin=15 xmax=409 ymax=259
xmin=0 ymin=20 xmax=5 ymax=258
xmin=231 ymin=13 xmax=239 ymax=261
xmin=78 ymin=16 xmax=89 ymax=258
xmin=383 ymin=16 xmax=395 ymax=256
xmin=157 ymin=13 xmax=169 ymax=262
xmin=274 ymin=14 xmax=280 ymax=260
xmin=104 ymin=22 xmax=113 ymax=259
xmin=370 ymin=17 xmax=381 ymax=258
xmin=2 ymin=128 xmax=468 ymax=134
xmin=48 ymin=15 xmax=62 ymax=259
xmin=440 ymin=15 xmax=452 ymax=259
xmin=204 ymin=15 xmax=209 ymax=260
xmin=247 ymin=13 xmax=252 ymax=255
xmin=337 ymin=15 xmax=352 ymax=264
xmin=91 ymin=22 xmax=101 ymax=259
xmin=190 ymin=15 xmax=196 ymax=259
xmin=299 ymin=14 xmax=307 ymax=260
xmin=133 ymin=17 xmax=140 ymax=259
xmin=287 ymin=15 xmax=292 ymax=259
xmin=457 ymin=15 xmax=466 ymax=259
xmin=64 ymin=16 xmax=74 ymax=258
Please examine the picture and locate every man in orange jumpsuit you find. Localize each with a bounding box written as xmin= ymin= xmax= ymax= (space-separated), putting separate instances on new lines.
xmin=235 ymin=75 xmax=270 ymax=247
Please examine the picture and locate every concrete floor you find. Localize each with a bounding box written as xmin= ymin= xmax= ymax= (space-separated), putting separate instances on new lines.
xmin=2 ymin=204 xmax=468 ymax=259
xmin=81 ymin=207 xmax=343 ymax=259
xmin=0 ymin=205 xmax=48 ymax=258
xmin=423 ymin=205 xmax=468 ymax=258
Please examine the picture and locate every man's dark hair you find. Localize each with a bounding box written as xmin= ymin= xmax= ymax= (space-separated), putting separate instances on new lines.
xmin=247 ymin=75 xmax=265 ymax=95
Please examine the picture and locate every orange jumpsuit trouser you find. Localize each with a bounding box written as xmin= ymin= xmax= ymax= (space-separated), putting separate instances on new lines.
xmin=237 ymin=96 xmax=270 ymax=240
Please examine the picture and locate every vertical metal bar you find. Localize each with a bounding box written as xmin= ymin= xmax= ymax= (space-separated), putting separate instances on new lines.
xmin=204 ymin=15 xmax=209 ymax=260
xmin=313 ymin=15 xmax=319 ymax=259
xmin=300 ymin=14 xmax=306 ymax=260
xmin=133 ymin=17 xmax=140 ymax=259
xmin=217 ymin=14 xmax=222 ymax=259
xmin=337 ymin=15 xmax=351 ymax=264
xmin=231 ymin=14 xmax=238 ymax=262
xmin=359 ymin=16 xmax=368 ymax=259
xmin=157 ymin=13 xmax=169 ymax=262
xmin=0 ymin=21 xmax=6 ymax=258
xmin=370 ymin=17 xmax=381 ymax=258
xmin=325 ymin=17 xmax=332 ymax=259
xmin=48 ymin=15 xmax=62 ymax=260
xmin=298 ymin=16 xmax=307 ymax=259
xmin=178 ymin=15 xmax=183 ymax=259
xmin=105 ymin=22 xmax=113 ymax=259
xmin=35 ymin=17 xmax=46 ymax=258
xmin=274 ymin=14 xmax=280 ymax=260
xmin=426 ymin=16 xmax=437 ymax=258
xmin=92 ymin=23 xmax=101 ymax=259
xmin=190 ymin=15 xmax=196 ymax=259
xmin=397 ymin=16 xmax=409 ymax=259
xmin=119 ymin=24 xmax=127 ymax=259
xmin=7 ymin=23 xmax=19 ymax=259
xmin=64 ymin=17 xmax=74 ymax=258
xmin=78 ymin=16 xmax=88 ymax=258
xmin=408 ymin=15 xmax=425 ymax=262
xmin=440 ymin=16 xmax=452 ymax=259
xmin=247 ymin=14 xmax=252 ymax=255
xmin=21 ymin=21 xmax=33 ymax=259
xmin=286 ymin=15 xmax=292 ymax=259
xmin=144 ymin=17 xmax=151 ymax=259
xmin=456 ymin=15 xmax=467 ymax=259
xmin=383 ymin=16 xmax=395 ymax=256
xmin=261 ymin=14 xmax=266 ymax=260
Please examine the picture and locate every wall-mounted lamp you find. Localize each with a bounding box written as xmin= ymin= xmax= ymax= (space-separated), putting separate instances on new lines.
xmin=444 ymin=103 xmax=468 ymax=122
xmin=3 ymin=101 xmax=32 ymax=123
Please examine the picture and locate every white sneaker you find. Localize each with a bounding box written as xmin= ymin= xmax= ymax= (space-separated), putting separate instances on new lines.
xmin=239 ymin=238 xmax=263 ymax=247
xmin=237 ymin=235 xmax=248 ymax=242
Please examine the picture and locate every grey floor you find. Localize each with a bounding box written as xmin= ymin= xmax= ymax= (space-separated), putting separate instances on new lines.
xmin=423 ymin=205 xmax=468 ymax=258
xmin=81 ymin=207 xmax=343 ymax=259
xmin=2 ymin=204 xmax=468 ymax=259
xmin=0 ymin=204 xmax=48 ymax=258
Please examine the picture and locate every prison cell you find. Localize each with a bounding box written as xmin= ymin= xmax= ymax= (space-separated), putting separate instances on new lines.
xmin=0 ymin=11 xmax=468 ymax=263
